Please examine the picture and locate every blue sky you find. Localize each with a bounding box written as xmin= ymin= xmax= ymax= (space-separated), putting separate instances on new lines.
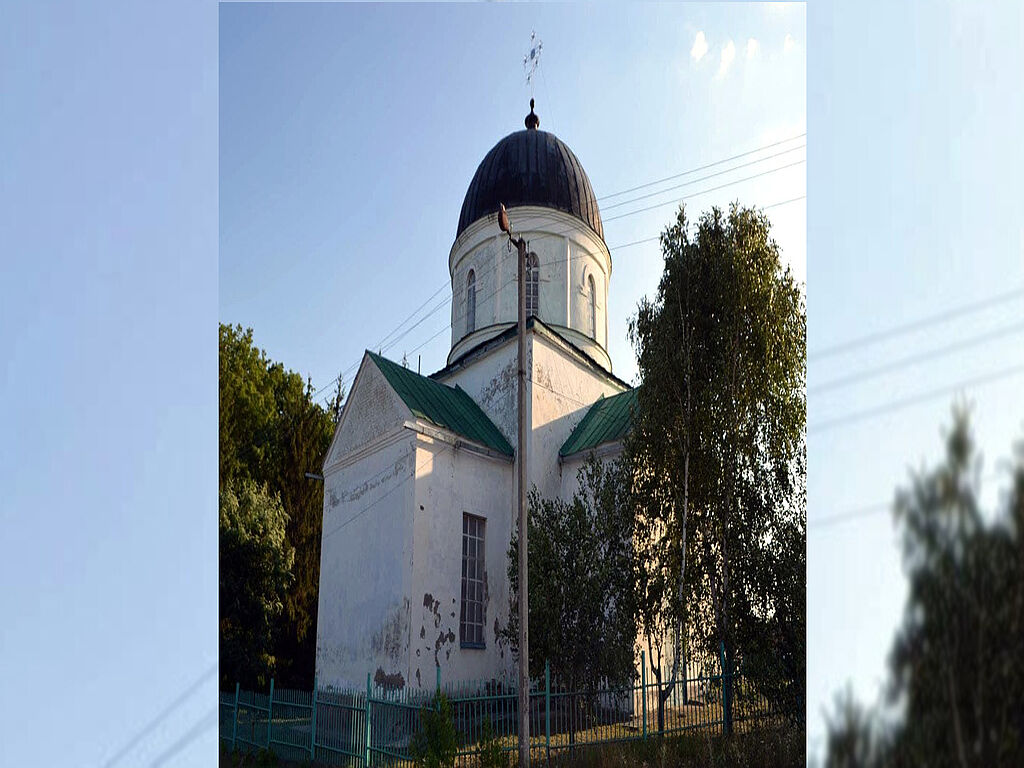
xmin=807 ymin=0 xmax=1024 ymax=759
xmin=219 ymin=2 xmax=806 ymax=395
xmin=3 ymin=1 xmax=1022 ymax=766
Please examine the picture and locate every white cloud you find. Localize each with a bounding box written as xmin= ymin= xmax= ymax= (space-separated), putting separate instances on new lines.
xmin=717 ymin=39 xmax=736 ymax=78
xmin=784 ymin=33 xmax=796 ymax=53
xmin=690 ymin=31 xmax=708 ymax=62
xmin=746 ymin=38 xmax=759 ymax=59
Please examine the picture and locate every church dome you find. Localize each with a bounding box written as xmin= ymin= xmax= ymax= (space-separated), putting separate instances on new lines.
xmin=457 ymin=101 xmax=604 ymax=241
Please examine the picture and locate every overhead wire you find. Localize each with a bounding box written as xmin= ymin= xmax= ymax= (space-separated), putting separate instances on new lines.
xmin=309 ymin=140 xmax=807 ymax=400
xmin=808 ymin=363 xmax=1024 ymax=434
xmin=809 ymin=286 xmax=1024 ymax=361
xmin=810 ymin=320 xmax=1024 ymax=394
xmin=810 ymin=471 xmax=1004 ymax=531
xmin=315 ymin=183 xmax=805 ymax=409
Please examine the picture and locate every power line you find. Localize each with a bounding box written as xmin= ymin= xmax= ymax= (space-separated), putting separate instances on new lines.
xmin=597 ymin=132 xmax=806 ymax=201
xmin=148 ymin=708 xmax=218 ymax=768
xmin=99 ymin=662 xmax=217 ymax=768
xmin=810 ymin=471 xmax=1004 ymax=531
xmin=810 ymin=320 xmax=1024 ymax=394
xmin=810 ymin=287 xmax=1024 ymax=361
xmin=309 ymin=138 xmax=808 ymax=398
xmin=603 ymin=159 xmax=805 ymax=223
xmin=607 ymin=195 xmax=805 ymax=252
xmin=317 ymin=185 xmax=805 ymax=408
xmin=312 ymin=167 xmax=805 ymax=404
xmin=809 ymin=502 xmax=890 ymax=530
xmin=809 ymin=363 xmax=1024 ymax=434
xmin=600 ymin=144 xmax=805 ymax=212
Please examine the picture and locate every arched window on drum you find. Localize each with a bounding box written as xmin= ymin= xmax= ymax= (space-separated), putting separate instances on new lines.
xmin=525 ymin=253 xmax=539 ymax=317
xmin=588 ymin=274 xmax=597 ymax=340
xmin=466 ymin=269 xmax=476 ymax=334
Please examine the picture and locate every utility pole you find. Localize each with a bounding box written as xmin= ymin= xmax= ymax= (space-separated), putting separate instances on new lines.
xmin=499 ymin=202 xmax=530 ymax=767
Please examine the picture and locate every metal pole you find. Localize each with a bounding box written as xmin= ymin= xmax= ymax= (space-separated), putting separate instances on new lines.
xmin=310 ymin=676 xmax=318 ymax=760
xmin=515 ymin=234 xmax=530 ymax=768
xmin=640 ymin=651 xmax=647 ymax=740
xmin=267 ymin=678 xmax=275 ymax=750
xmin=544 ymin=659 xmax=550 ymax=763
xmin=231 ymin=682 xmax=240 ymax=751
xmin=364 ymin=673 xmax=372 ymax=767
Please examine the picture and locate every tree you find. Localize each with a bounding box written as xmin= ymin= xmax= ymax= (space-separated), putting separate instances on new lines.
xmin=220 ymin=479 xmax=295 ymax=689
xmin=882 ymin=408 xmax=1024 ymax=766
xmin=504 ymin=457 xmax=637 ymax=738
xmin=627 ymin=203 xmax=806 ymax=731
xmin=823 ymin=408 xmax=1024 ymax=767
xmin=219 ymin=324 xmax=337 ymax=687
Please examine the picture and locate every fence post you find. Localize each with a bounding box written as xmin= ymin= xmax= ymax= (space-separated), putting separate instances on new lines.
xmin=267 ymin=678 xmax=275 ymax=750
xmin=364 ymin=673 xmax=372 ymax=767
xmin=544 ymin=659 xmax=551 ymax=762
xmin=719 ymin=642 xmax=731 ymax=736
xmin=231 ymin=682 xmax=240 ymax=751
xmin=640 ymin=651 xmax=647 ymax=740
xmin=310 ymin=676 xmax=318 ymax=760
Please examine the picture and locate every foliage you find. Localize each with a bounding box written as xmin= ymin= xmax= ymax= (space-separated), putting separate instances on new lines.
xmin=219 ymin=324 xmax=339 ymax=687
xmin=823 ymin=408 xmax=1024 ymax=766
xmin=219 ymin=479 xmax=295 ymax=690
xmin=411 ymin=694 xmax=460 ymax=768
xmin=627 ymin=203 xmax=806 ymax=728
xmin=475 ymin=719 xmax=507 ymax=768
xmin=504 ymin=455 xmax=637 ymax=695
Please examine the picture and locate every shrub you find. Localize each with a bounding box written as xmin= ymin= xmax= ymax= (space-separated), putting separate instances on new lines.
xmin=412 ymin=694 xmax=459 ymax=768
xmin=476 ymin=719 xmax=506 ymax=768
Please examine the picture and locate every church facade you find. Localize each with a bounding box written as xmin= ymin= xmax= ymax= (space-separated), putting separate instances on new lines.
xmin=315 ymin=104 xmax=635 ymax=692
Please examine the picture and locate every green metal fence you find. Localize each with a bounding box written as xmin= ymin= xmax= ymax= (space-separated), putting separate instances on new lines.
xmin=220 ymin=655 xmax=785 ymax=766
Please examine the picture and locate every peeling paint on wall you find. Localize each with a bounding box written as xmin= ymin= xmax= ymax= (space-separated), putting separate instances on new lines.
xmin=374 ymin=667 xmax=406 ymax=691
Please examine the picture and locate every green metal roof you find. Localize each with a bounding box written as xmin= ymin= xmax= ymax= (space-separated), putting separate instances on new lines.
xmin=559 ymin=388 xmax=638 ymax=457
xmin=368 ymin=351 xmax=514 ymax=457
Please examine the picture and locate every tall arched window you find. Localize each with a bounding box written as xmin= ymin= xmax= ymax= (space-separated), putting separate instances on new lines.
xmin=588 ymin=274 xmax=597 ymax=340
xmin=525 ymin=253 xmax=539 ymax=317
xmin=466 ymin=269 xmax=476 ymax=334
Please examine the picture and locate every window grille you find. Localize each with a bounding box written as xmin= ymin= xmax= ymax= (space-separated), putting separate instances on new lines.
xmin=460 ymin=513 xmax=486 ymax=647
xmin=466 ymin=270 xmax=476 ymax=334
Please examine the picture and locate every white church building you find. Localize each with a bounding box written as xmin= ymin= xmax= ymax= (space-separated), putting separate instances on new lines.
xmin=315 ymin=102 xmax=637 ymax=692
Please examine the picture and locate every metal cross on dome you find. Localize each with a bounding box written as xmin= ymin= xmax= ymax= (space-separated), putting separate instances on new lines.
xmin=523 ymin=30 xmax=543 ymax=92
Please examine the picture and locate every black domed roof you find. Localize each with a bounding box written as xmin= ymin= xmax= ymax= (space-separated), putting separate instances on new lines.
xmin=457 ymin=106 xmax=603 ymax=241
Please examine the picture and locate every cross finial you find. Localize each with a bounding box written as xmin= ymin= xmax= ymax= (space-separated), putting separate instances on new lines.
xmin=523 ymin=30 xmax=543 ymax=97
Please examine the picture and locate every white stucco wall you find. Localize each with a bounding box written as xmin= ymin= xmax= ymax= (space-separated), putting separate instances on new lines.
xmin=316 ymin=430 xmax=417 ymax=690
xmin=407 ymin=435 xmax=515 ymax=688
xmin=432 ymin=341 xmax=519 ymax=447
xmin=317 ymin=330 xmax=630 ymax=691
xmin=447 ymin=206 xmax=612 ymax=371
xmin=530 ymin=331 xmax=627 ymax=501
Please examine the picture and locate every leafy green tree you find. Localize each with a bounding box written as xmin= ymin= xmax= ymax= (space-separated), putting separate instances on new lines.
xmin=504 ymin=456 xmax=637 ymax=736
xmin=220 ymin=479 xmax=295 ymax=689
xmin=627 ymin=203 xmax=806 ymax=730
xmin=411 ymin=694 xmax=460 ymax=768
xmin=824 ymin=409 xmax=1024 ymax=767
xmin=219 ymin=324 xmax=337 ymax=687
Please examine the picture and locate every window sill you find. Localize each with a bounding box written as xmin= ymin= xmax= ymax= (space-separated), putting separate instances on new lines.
xmin=460 ymin=642 xmax=486 ymax=650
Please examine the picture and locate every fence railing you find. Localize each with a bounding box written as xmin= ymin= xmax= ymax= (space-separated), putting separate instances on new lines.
xmin=219 ymin=653 xmax=787 ymax=765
